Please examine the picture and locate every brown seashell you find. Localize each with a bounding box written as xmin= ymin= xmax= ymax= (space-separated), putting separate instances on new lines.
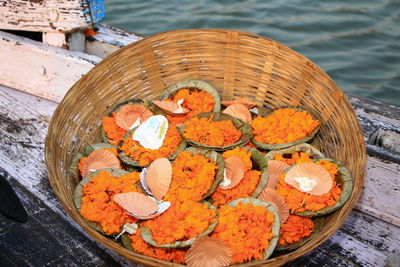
xmin=258 ymin=188 xmax=289 ymax=224
xmin=146 ymin=158 xmax=172 ymax=200
xmin=153 ymin=100 xmax=190 ymax=115
xmin=221 ymin=97 xmax=258 ymax=108
xmin=219 ymin=156 xmax=245 ymax=189
xmin=284 ymin=162 xmax=333 ymax=196
xmin=135 ymin=201 xmax=171 ymax=220
xmin=113 ymin=192 xmax=158 ymax=216
xmin=81 ymin=150 xmax=120 ymax=177
xmin=222 ymin=103 xmax=252 ymax=123
xmin=115 ymin=104 xmax=153 ymax=131
xmin=185 ymin=236 xmax=232 ymax=267
xmin=266 ymin=160 xmax=290 ymax=189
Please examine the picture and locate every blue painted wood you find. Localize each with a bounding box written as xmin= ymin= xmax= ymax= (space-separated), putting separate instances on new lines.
xmin=84 ymin=0 xmax=105 ymax=24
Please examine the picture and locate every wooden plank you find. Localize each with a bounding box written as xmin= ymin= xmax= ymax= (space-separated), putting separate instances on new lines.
xmin=0 ymin=30 xmax=101 ymax=102
xmin=0 ymin=83 xmax=399 ymax=266
xmin=348 ymin=95 xmax=400 ymax=226
xmin=43 ymin=31 xmax=67 ymax=48
xmin=69 ymin=31 xmax=86 ymax=52
xmin=0 ymin=0 xmax=92 ymax=33
xmin=355 ymin=157 xmax=400 ymax=226
xmin=0 ymin=27 xmax=142 ymax=102
xmin=85 ymin=24 xmax=143 ymax=58
xmin=348 ymin=95 xmax=400 ymax=140
xmin=288 ymin=210 xmax=400 ymax=267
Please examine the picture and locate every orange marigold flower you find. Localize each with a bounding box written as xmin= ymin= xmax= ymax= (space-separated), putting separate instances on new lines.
xmin=78 ymin=157 xmax=88 ymax=176
xmin=211 ymin=170 xmax=261 ymax=206
xmin=102 ymin=112 xmax=127 ymax=145
xmin=143 ymin=201 xmax=216 ymax=245
xmin=273 ymin=152 xmax=313 ymax=166
xmin=79 ymin=170 xmax=141 ymax=235
xmin=275 ymin=161 xmax=342 ymax=213
xmin=251 ymin=108 xmax=319 ymax=144
xmin=166 ymin=89 xmax=215 ymax=125
xmin=165 ymin=151 xmax=217 ymax=203
xmin=211 ymin=202 xmax=275 ymax=264
xmin=316 ymin=160 xmax=338 ymax=178
xmin=278 ymin=215 xmax=314 ymax=246
xmin=119 ymin=125 xmax=182 ymax=166
xmin=182 ymin=116 xmax=242 ymax=147
xmin=129 ymin=228 xmax=187 ymax=264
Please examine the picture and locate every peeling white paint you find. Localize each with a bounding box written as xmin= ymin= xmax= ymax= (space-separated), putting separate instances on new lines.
xmin=0 ymin=0 xmax=90 ymax=32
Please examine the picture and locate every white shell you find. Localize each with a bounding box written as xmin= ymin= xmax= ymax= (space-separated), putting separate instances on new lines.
xmin=132 ymin=115 xmax=169 ymax=149
xmin=176 ymin=99 xmax=185 ymax=113
xmin=219 ymin=169 xmax=231 ymax=187
xmin=140 ymin=168 xmax=153 ymax=196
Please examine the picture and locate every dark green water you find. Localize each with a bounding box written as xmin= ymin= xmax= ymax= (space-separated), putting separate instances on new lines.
xmin=103 ymin=0 xmax=400 ymax=107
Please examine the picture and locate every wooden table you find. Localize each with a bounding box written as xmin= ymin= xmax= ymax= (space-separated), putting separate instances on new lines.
xmin=0 ymin=84 xmax=399 ymax=267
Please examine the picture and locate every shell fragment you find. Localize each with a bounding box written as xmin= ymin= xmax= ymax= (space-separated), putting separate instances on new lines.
xmin=140 ymin=168 xmax=153 ymax=196
xmin=114 ymin=222 xmax=138 ymax=240
xmin=220 ymin=169 xmax=232 ymax=187
xmin=294 ymin=177 xmax=318 ymax=192
xmin=175 ymin=99 xmax=185 ymax=113
xmin=130 ymin=117 xmax=141 ymax=130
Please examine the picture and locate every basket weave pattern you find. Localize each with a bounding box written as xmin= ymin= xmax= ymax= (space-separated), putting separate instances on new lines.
xmin=45 ymin=29 xmax=366 ymax=266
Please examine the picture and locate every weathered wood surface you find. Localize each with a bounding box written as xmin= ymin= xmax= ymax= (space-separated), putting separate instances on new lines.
xmin=0 ymin=84 xmax=399 ymax=266
xmin=288 ymin=210 xmax=400 ymax=267
xmin=0 ymin=30 xmax=100 ymax=102
xmin=356 ymin=157 xmax=400 ymax=227
xmin=348 ymin=96 xmax=400 ymax=227
xmin=68 ymin=24 xmax=143 ymax=56
xmin=0 ymin=0 xmax=91 ymax=33
xmin=0 ymin=26 xmax=143 ymax=101
xmin=85 ymin=24 xmax=144 ymax=58
xmin=42 ymin=31 xmax=68 ymax=48
xmin=349 ymin=96 xmax=400 ymax=164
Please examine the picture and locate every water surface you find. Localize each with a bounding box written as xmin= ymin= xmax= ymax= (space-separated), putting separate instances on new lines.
xmin=104 ymin=0 xmax=400 ymax=107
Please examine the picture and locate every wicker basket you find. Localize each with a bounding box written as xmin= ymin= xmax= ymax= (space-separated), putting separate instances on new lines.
xmin=45 ymin=29 xmax=366 ymax=266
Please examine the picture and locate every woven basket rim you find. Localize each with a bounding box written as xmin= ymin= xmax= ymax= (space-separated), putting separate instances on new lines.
xmin=45 ymin=28 xmax=366 ymax=267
